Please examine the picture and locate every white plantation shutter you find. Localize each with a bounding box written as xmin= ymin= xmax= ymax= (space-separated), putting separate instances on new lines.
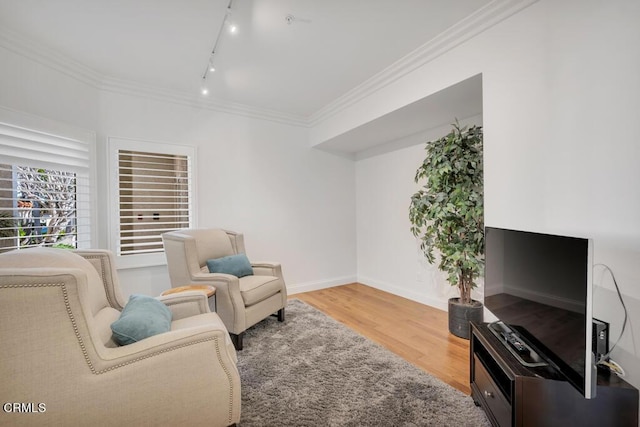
xmin=0 ymin=122 xmax=90 ymax=172
xmin=109 ymin=138 xmax=195 ymax=263
xmin=0 ymin=109 xmax=94 ymax=252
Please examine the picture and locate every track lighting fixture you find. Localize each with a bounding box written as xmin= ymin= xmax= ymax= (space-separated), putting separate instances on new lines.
xmin=200 ymin=0 xmax=235 ymax=95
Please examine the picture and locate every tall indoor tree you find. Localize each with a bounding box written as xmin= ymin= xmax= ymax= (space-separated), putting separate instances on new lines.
xmin=409 ymin=121 xmax=484 ymax=338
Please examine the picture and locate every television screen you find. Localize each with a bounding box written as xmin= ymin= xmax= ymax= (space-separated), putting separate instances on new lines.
xmin=484 ymin=226 xmax=595 ymax=398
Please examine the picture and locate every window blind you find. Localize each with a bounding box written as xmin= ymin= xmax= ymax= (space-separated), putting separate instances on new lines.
xmin=117 ymin=150 xmax=192 ymax=256
xmin=0 ymin=118 xmax=92 ymax=252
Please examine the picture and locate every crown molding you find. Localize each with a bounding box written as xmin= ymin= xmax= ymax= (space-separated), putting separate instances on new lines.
xmin=0 ymin=26 xmax=308 ymax=128
xmin=0 ymin=0 xmax=537 ymax=131
xmin=0 ymin=26 xmax=103 ymax=88
xmin=98 ymin=75 xmax=309 ymax=127
xmin=307 ymin=0 xmax=539 ymax=127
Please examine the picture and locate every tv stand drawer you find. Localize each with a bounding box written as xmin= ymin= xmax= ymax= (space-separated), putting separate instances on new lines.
xmin=474 ymin=356 xmax=511 ymax=427
xmin=470 ymin=322 xmax=638 ymax=427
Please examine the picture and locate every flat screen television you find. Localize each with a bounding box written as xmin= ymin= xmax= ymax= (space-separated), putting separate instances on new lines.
xmin=484 ymin=226 xmax=596 ymax=398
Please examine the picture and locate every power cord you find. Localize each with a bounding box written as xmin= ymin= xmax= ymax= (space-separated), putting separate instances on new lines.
xmin=593 ymin=263 xmax=628 ymax=376
xmin=598 ymin=359 xmax=626 ymax=377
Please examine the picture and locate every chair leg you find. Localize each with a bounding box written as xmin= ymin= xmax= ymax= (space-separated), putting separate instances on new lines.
xmin=277 ymin=308 xmax=285 ymax=322
xmin=230 ymin=332 xmax=243 ymax=351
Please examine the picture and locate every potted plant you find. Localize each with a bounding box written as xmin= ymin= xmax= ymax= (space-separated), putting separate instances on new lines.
xmin=409 ymin=121 xmax=484 ymax=339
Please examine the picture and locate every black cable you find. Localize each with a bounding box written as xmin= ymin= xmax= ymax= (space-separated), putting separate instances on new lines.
xmin=593 ymin=263 xmax=628 ymax=364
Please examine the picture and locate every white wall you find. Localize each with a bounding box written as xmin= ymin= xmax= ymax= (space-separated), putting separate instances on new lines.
xmin=0 ymin=42 xmax=98 ymax=131
xmin=343 ymin=0 xmax=640 ymax=390
xmin=0 ymin=43 xmax=357 ymax=299
xmin=96 ymin=91 xmax=357 ymax=296
xmin=356 ymin=119 xmax=483 ymax=310
xmin=2 ymin=0 xmax=639 ymax=393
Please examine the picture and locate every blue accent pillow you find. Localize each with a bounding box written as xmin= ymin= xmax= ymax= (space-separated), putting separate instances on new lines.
xmin=111 ymin=294 xmax=172 ymax=346
xmin=207 ymin=253 xmax=254 ymax=278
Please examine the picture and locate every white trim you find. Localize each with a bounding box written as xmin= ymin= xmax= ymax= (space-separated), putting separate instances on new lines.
xmin=99 ymin=75 xmax=309 ymax=127
xmin=0 ymin=1 xmax=537 ymax=128
xmin=115 ymin=252 xmax=168 ymax=270
xmin=308 ymin=0 xmax=539 ymax=126
xmin=357 ymin=275 xmax=449 ymax=312
xmin=107 ymin=137 xmax=197 ymax=268
xmin=0 ymin=26 xmax=307 ymax=128
xmin=286 ymin=275 xmax=357 ymax=295
xmin=0 ymin=106 xmax=97 ymax=248
xmin=0 ymin=27 xmax=101 ymax=89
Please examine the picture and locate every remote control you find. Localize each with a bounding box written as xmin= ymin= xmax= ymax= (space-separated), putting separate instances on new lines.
xmin=502 ymin=332 xmax=528 ymax=353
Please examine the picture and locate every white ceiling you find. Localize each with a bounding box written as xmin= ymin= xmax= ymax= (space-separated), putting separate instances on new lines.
xmin=318 ymin=74 xmax=482 ymax=155
xmin=316 ymin=74 xmax=483 ymax=156
xmin=0 ymin=0 xmax=491 ymax=119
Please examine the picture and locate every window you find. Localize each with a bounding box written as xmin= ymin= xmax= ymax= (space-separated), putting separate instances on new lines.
xmin=1 ymin=166 xmax=81 ymax=250
xmin=0 ymin=108 xmax=94 ymax=253
xmin=109 ymin=138 xmax=195 ymax=267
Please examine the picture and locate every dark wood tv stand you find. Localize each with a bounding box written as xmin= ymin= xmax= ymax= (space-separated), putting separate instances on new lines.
xmin=470 ymin=322 xmax=638 ymax=427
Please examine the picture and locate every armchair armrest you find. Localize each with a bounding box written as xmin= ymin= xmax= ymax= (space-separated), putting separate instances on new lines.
xmin=187 ymin=273 xmax=242 ymax=301
xmin=251 ymin=261 xmax=283 ymax=278
xmin=92 ymin=326 xmax=241 ymax=425
xmin=99 ymin=325 xmax=230 ymax=365
xmin=73 ymin=249 xmax=127 ymax=310
xmin=190 ymin=271 xmax=236 ymax=281
xmin=188 ymin=272 xmax=243 ymax=304
xmin=183 ymin=272 xmax=246 ymax=334
xmin=157 ymin=291 xmax=210 ymax=320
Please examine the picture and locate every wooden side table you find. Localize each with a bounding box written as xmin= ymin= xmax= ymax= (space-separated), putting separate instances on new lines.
xmin=161 ymin=285 xmax=216 ymax=312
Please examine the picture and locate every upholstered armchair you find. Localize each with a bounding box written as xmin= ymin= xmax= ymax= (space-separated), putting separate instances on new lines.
xmin=0 ymin=248 xmax=240 ymax=427
xmin=162 ymin=228 xmax=287 ymax=350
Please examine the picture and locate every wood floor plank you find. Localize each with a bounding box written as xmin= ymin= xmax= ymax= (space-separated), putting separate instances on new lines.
xmin=293 ymin=283 xmax=471 ymax=395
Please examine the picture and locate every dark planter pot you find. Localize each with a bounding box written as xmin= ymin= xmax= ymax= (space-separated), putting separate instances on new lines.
xmin=448 ymin=297 xmax=483 ymax=340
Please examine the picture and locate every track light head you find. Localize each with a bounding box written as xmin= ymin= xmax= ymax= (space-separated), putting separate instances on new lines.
xmin=198 ymin=0 xmax=236 ymax=95
xmin=201 ymin=76 xmax=209 ymax=95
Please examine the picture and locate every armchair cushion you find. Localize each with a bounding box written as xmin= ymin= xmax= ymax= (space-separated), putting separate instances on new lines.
xmin=207 ymin=253 xmax=254 ymax=278
xmin=240 ymin=275 xmax=283 ymax=306
xmin=111 ymin=294 xmax=172 ymax=345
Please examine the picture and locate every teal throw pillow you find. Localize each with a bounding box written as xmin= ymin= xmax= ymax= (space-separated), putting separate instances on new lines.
xmin=207 ymin=253 xmax=254 ymax=278
xmin=111 ymin=294 xmax=172 ymax=346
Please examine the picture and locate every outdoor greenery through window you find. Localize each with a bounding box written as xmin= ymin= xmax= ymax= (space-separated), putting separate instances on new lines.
xmin=0 ymin=111 xmax=93 ymax=253
xmin=0 ymin=165 xmax=80 ymax=251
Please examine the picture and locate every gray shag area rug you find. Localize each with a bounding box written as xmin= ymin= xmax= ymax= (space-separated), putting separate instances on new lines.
xmin=236 ymin=299 xmax=490 ymax=427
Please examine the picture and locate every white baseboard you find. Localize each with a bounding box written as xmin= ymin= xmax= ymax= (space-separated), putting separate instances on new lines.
xmin=287 ymin=274 xmax=451 ymax=313
xmin=357 ymin=275 xmax=449 ymax=312
xmin=287 ymin=275 xmax=357 ymax=295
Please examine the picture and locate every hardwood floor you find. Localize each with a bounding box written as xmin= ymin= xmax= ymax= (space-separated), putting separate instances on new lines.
xmin=292 ymin=283 xmax=471 ymax=394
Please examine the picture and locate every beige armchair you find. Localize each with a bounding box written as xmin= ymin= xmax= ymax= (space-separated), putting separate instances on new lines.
xmin=162 ymin=228 xmax=287 ymax=350
xmin=0 ymin=248 xmax=240 ymax=427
